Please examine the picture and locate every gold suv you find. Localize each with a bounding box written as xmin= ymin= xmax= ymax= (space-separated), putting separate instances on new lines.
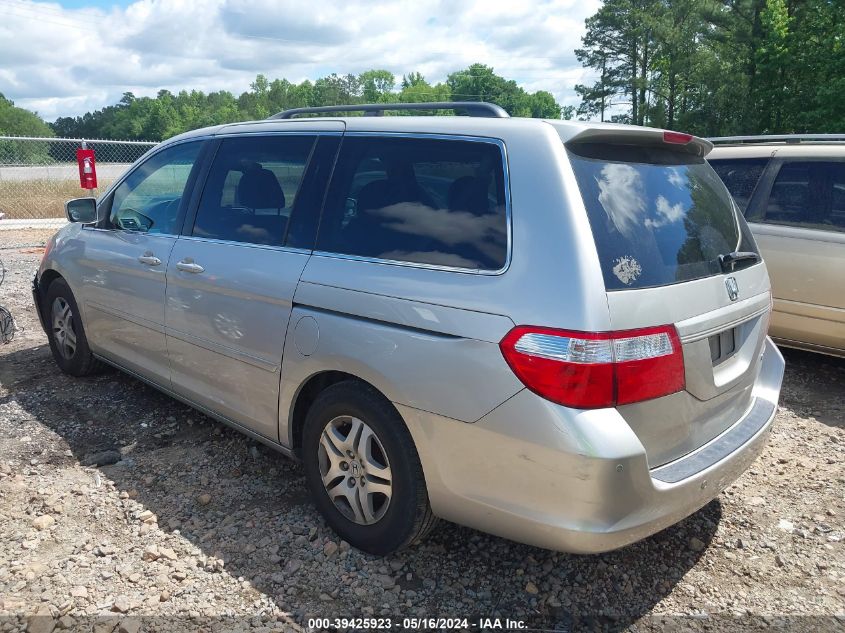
xmin=709 ymin=135 xmax=845 ymax=357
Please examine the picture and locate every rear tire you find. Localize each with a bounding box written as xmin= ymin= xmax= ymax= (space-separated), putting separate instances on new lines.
xmin=44 ymin=278 xmax=101 ymax=377
xmin=302 ymin=380 xmax=438 ymax=554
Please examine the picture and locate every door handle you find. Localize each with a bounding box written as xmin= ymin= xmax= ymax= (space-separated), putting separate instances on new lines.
xmin=137 ymin=253 xmax=161 ymax=266
xmin=176 ymin=259 xmax=205 ymax=274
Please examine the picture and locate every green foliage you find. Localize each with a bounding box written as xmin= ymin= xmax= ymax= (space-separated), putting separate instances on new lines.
xmin=0 ymin=94 xmax=54 ymax=137
xmin=396 ymin=73 xmax=451 ymax=108
xmin=360 ymin=70 xmax=396 ymax=103
xmin=43 ymin=65 xmax=566 ymax=140
xmin=0 ymin=94 xmax=55 ymax=163
xmin=576 ymin=0 xmax=845 ymax=135
xmin=575 ymin=0 xmax=663 ymax=126
xmin=446 ymin=64 xmax=562 ymax=118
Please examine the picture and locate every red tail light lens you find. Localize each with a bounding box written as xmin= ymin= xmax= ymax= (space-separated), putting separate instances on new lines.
xmin=500 ymin=325 xmax=685 ymax=409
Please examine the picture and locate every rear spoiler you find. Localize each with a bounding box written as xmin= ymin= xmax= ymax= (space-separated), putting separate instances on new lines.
xmin=565 ymin=127 xmax=712 ymax=158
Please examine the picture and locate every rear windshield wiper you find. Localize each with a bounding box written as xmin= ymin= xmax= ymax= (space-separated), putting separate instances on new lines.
xmin=719 ymin=251 xmax=760 ymax=272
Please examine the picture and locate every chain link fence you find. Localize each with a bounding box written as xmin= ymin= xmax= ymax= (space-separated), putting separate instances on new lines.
xmin=0 ymin=136 xmax=158 ymax=220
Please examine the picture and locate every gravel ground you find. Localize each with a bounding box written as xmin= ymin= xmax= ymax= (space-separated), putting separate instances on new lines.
xmin=1 ymin=229 xmax=844 ymax=632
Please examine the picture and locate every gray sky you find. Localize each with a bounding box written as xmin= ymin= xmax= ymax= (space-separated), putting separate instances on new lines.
xmin=0 ymin=0 xmax=601 ymax=121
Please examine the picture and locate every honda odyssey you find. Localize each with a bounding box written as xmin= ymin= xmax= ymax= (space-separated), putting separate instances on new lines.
xmin=34 ymin=102 xmax=785 ymax=554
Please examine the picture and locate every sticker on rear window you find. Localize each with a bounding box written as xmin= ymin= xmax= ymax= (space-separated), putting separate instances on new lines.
xmin=612 ymin=256 xmax=642 ymax=285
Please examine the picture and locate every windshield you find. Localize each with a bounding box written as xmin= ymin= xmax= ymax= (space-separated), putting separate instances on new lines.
xmin=568 ymin=143 xmax=758 ymax=291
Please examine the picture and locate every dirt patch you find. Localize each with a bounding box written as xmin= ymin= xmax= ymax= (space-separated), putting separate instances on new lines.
xmin=0 ymin=228 xmax=57 ymax=249
xmin=1 ymin=244 xmax=843 ymax=631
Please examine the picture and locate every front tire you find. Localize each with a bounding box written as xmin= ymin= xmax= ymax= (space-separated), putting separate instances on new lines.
xmin=44 ymin=278 xmax=101 ymax=376
xmin=302 ymin=381 xmax=437 ymax=554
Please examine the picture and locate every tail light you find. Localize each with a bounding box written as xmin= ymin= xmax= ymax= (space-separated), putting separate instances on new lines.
xmin=500 ymin=325 xmax=685 ymax=409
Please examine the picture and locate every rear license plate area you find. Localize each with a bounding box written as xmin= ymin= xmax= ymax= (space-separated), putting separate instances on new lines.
xmin=709 ymin=328 xmax=737 ymax=366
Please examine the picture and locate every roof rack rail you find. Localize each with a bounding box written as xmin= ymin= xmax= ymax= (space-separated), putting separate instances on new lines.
xmin=270 ymin=101 xmax=510 ymax=120
xmin=709 ymin=134 xmax=845 ymax=145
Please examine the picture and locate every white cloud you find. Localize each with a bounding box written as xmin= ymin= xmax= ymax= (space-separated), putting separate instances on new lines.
xmin=0 ymin=0 xmax=601 ymax=121
xmin=595 ymin=163 xmax=646 ymax=238
xmin=645 ymin=195 xmax=685 ymax=228
xmin=667 ymin=167 xmax=685 ymax=188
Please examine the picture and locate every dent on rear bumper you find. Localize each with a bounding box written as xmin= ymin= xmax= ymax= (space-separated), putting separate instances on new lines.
xmin=400 ymin=338 xmax=785 ymax=554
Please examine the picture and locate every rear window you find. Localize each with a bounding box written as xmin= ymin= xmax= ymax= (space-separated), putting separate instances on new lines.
xmin=568 ymin=143 xmax=758 ymax=291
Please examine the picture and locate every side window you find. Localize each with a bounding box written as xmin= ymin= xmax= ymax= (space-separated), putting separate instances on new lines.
xmin=761 ymin=161 xmax=842 ymax=232
xmin=709 ymin=157 xmax=769 ymax=212
xmin=316 ymin=136 xmax=508 ymax=271
xmin=192 ymin=135 xmax=316 ymax=246
xmin=110 ymin=142 xmax=201 ymax=234
xmin=828 ymin=162 xmax=845 ymax=231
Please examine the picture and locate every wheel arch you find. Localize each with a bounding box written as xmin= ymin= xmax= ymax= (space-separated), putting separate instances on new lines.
xmin=39 ymin=268 xmax=92 ymax=327
xmin=288 ymin=370 xmax=396 ymax=459
xmin=39 ymin=268 xmax=64 ymax=295
xmin=34 ymin=269 xmax=65 ymax=327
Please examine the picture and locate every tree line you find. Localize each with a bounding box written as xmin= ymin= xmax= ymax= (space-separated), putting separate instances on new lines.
xmin=4 ymin=1 xmax=842 ymax=143
xmin=0 ymin=94 xmax=55 ymax=138
xmin=0 ymin=94 xmax=56 ymax=164
xmin=44 ymin=65 xmax=568 ymax=142
xmin=575 ymin=0 xmax=845 ymax=135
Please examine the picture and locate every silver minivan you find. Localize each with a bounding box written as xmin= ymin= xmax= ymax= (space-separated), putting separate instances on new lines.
xmin=33 ymin=102 xmax=785 ymax=555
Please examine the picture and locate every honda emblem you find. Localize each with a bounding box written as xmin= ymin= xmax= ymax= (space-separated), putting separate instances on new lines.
xmin=725 ymin=276 xmax=739 ymax=301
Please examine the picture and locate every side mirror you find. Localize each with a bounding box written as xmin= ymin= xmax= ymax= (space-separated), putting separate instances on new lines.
xmin=65 ymin=197 xmax=98 ymax=224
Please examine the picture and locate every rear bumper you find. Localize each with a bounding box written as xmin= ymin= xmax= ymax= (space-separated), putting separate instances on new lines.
xmin=400 ymin=337 xmax=785 ymax=554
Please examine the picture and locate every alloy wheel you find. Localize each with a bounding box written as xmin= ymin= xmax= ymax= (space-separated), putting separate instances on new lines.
xmin=51 ymin=297 xmax=77 ymax=360
xmin=317 ymin=415 xmax=392 ymax=525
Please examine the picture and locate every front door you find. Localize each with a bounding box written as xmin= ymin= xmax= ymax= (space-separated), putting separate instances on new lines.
xmin=79 ymin=141 xmax=204 ymax=382
xmin=165 ymin=132 xmax=340 ymax=441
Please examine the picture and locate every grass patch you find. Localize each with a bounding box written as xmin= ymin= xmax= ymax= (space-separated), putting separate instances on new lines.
xmin=0 ymin=179 xmax=114 ymax=219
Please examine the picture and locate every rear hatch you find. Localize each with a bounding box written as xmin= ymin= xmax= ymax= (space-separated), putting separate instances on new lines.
xmin=565 ymin=129 xmax=771 ymax=468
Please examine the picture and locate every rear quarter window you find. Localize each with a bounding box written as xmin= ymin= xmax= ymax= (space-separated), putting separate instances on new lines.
xmin=708 ymin=157 xmax=770 ymax=212
xmin=752 ymin=160 xmax=845 ymax=233
xmin=316 ymin=136 xmax=508 ymax=271
xmin=568 ymin=143 xmax=757 ymax=291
